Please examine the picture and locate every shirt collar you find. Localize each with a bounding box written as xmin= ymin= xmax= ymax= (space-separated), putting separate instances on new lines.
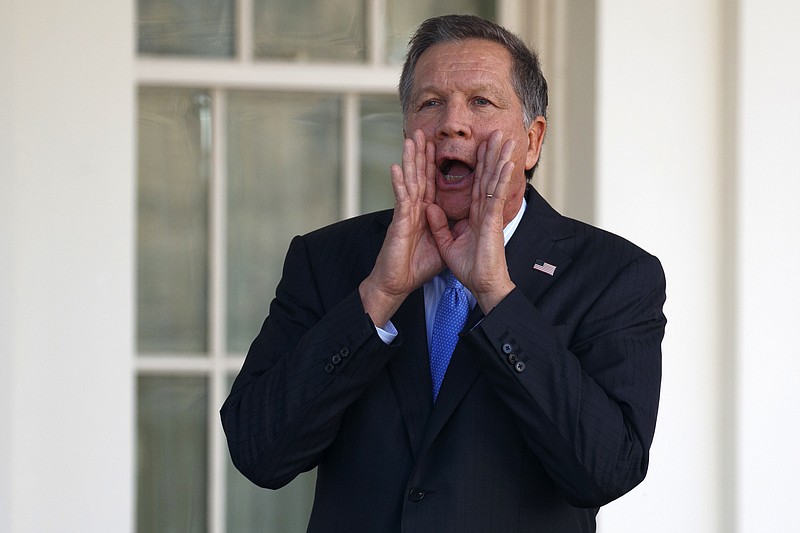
xmin=502 ymin=197 xmax=527 ymax=246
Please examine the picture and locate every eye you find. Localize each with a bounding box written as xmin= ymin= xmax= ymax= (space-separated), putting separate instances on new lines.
xmin=420 ymin=99 xmax=440 ymax=109
xmin=473 ymin=97 xmax=492 ymax=106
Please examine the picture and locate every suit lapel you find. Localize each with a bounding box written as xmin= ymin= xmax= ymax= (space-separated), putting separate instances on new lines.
xmin=504 ymin=186 xmax=573 ymax=303
xmin=386 ymin=289 xmax=433 ymax=459
xmin=415 ymin=339 xmax=481 ymax=456
xmin=362 ymin=211 xmax=434 ymax=458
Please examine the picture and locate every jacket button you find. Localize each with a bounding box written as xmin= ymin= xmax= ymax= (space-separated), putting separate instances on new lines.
xmin=502 ymin=343 xmax=514 ymax=354
xmin=324 ymin=363 xmax=335 ymax=374
xmin=339 ymin=347 xmax=350 ymax=358
xmin=332 ymin=354 xmax=342 ymax=365
xmin=507 ymin=353 xmax=519 ymax=364
xmin=515 ymin=361 xmax=526 ymax=373
xmin=408 ymin=487 xmax=425 ymax=502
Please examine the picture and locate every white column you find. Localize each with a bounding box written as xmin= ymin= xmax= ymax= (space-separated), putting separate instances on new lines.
xmin=595 ymin=1 xmax=728 ymax=531
xmin=735 ymin=1 xmax=800 ymax=531
xmin=0 ymin=6 xmax=16 ymax=532
xmin=0 ymin=1 xmax=135 ymax=532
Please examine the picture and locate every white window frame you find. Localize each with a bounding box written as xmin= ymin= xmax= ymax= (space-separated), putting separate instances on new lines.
xmin=133 ymin=1 xmax=562 ymax=531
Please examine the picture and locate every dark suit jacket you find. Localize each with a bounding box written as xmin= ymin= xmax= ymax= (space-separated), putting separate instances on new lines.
xmin=221 ymin=185 xmax=666 ymax=532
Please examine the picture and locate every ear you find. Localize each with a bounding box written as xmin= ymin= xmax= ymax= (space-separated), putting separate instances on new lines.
xmin=524 ymin=116 xmax=547 ymax=171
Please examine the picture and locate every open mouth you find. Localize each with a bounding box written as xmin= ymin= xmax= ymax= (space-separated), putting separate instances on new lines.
xmin=439 ymin=159 xmax=474 ymax=183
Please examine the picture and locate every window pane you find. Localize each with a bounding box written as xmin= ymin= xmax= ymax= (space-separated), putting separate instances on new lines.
xmin=226 ymin=92 xmax=341 ymax=353
xmin=360 ymin=96 xmax=403 ymax=213
xmin=137 ymin=88 xmax=209 ymax=354
xmin=253 ymin=0 xmax=366 ymax=62
xmin=225 ymin=377 xmax=316 ymax=530
xmin=137 ymin=0 xmax=235 ymax=57
xmin=385 ymin=0 xmax=497 ymax=63
xmin=227 ymin=466 xmax=316 ymax=531
xmin=136 ymin=376 xmax=208 ymax=533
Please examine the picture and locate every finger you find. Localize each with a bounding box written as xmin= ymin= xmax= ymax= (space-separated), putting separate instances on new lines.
xmin=482 ymin=130 xmax=504 ymax=196
xmin=472 ymin=140 xmax=488 ymax=206
xmin=498 ymin=137 xmax=515 ymax=166
xmin=424 ymin=139 xmax=437 ymax=204
xmin=391 ymin=163 xmax=409 ymax=204
xmin=426 ymin=203 xmax=454 ymax=258
xmin=401 ymin=137 xmax=418 ymax=199
xmin=494 ymin=140 xmax=516 ymax=195
xmin=490 ymin=160 xmax=515 ymax=209
xmin=412 ymin=130 xmax=428 ymax=197
xmin=483 ymin=130 xmax=503 ymax=193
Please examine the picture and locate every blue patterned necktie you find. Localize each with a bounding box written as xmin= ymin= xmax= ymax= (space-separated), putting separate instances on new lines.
xmin=429 ymin=271 xmax=469 ymax=401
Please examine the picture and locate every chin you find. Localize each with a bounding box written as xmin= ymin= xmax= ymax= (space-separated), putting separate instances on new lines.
xmin=436 ymin=191 xmax=471 ymax=221
xmin=441 ymin=205 xmax=470 ymax=224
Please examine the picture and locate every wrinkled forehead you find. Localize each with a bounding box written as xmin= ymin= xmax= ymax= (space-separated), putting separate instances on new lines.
xmin=415 ymin=38 xmax=512 ymax=72
xmin=411 ymin=39 xmax=515 ymax=93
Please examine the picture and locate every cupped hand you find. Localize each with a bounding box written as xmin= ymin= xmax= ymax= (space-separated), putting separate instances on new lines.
xmin=427 ymin=130 xmax=517 ymax=313
xmin=360 ymin=130 xmax=444 ymax=326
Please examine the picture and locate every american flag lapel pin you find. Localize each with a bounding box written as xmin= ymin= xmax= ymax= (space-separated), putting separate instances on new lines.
xmin=533 ymin=259 xmax=556 ymax=276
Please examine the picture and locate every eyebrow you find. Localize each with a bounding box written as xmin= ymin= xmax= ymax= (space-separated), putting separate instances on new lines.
xmin=412 ymin=82 xmax=510 ymax=105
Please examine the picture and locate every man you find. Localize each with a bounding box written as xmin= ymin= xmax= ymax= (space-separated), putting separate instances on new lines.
xmin=221 ymin=14 xmax=666 ymax=533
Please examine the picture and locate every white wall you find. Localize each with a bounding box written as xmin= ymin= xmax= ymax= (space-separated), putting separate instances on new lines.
xmin=1 ymin=6 xmax=17 ymax=533
xmin=736 ymin=0 xmax=800 ymax=530
xmin=596 ymin=1 xmax=800 ymax=532
xmin=0 ymin=1 xmax=135 ymax=532
xmin=596 ymin=1 xmax=727 ymax=531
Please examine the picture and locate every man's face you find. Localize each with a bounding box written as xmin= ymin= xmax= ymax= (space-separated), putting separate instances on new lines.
xmin=404 ymin=38 xmax=546 ymax=225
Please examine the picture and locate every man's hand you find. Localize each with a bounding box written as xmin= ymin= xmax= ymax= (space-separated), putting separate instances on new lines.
xmin=427 ymin=130 xmax=517 ymax=314
xmin=359 ymin=130 xmax=444 ymax=327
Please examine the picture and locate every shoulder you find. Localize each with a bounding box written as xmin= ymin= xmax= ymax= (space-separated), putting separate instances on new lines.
xmin=571 ymin=217 xmax=658 ymax=267
xmin=282 ymin=209 xmax=391 ymax=281
xmin=527 ymin=185 xmax=659 ymax=264
xmin=525 ymin=186 xmax=663 ymax=284
xmin=301 ymin=209 xmax=391 ymax=248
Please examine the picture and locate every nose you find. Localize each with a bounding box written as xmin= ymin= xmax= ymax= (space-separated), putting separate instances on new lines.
xmin=436 ymin=102 xmax=471 ymax=139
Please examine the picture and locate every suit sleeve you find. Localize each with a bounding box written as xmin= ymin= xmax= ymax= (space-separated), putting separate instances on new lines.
xmin=463 ymin=252 xmax=666 ymax=507
xmin=220 ymin=234 xmax=396 ymax=489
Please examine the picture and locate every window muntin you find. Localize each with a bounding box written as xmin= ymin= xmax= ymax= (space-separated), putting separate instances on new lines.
xmin=135 ymin=2 xmax=498 ymax=531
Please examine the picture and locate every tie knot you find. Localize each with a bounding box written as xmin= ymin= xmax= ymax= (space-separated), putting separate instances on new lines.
xmin=444 ymin=270 xmax=461 ymax=290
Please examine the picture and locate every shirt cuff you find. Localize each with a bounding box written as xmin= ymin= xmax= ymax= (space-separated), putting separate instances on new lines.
xmin=375 ymin=320 xmax=398 ymax=344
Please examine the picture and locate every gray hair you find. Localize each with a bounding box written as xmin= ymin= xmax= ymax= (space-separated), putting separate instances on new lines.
xmin=398 ymin=15 xmax=548 ymax=179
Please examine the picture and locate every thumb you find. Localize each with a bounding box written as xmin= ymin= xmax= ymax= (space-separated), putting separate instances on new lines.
xmin=426 ymin=204 xmax=453 ymax=255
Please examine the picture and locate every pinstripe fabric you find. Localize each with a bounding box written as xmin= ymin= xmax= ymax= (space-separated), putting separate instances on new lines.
xmin=221 ymin=185 xmax=666 ymax=533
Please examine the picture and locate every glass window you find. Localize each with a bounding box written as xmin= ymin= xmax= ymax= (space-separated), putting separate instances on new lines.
xmin=137 ymin=376 xmax=208 ymax=533
xmin=135 ymin=2 xmax=502 ymax=531
xmin=385 ymin=0 xmax=496 ymax=63
xmin=225 ymin=377 xmax=316 ymax=531
xmin=252 ymin=0 xmax=367 ymax=62
xmin=360 ymin=95 xmax=404 ymax=213
xmin=137 ymin=0 xmax=235 ymax=57
xmin=137 ymin=88 xmax=210 ymax=354
xmin=225 ymin=91 xmax=342 ymax=354
xmin=226 ymin=462 xmax=316 ymax=532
